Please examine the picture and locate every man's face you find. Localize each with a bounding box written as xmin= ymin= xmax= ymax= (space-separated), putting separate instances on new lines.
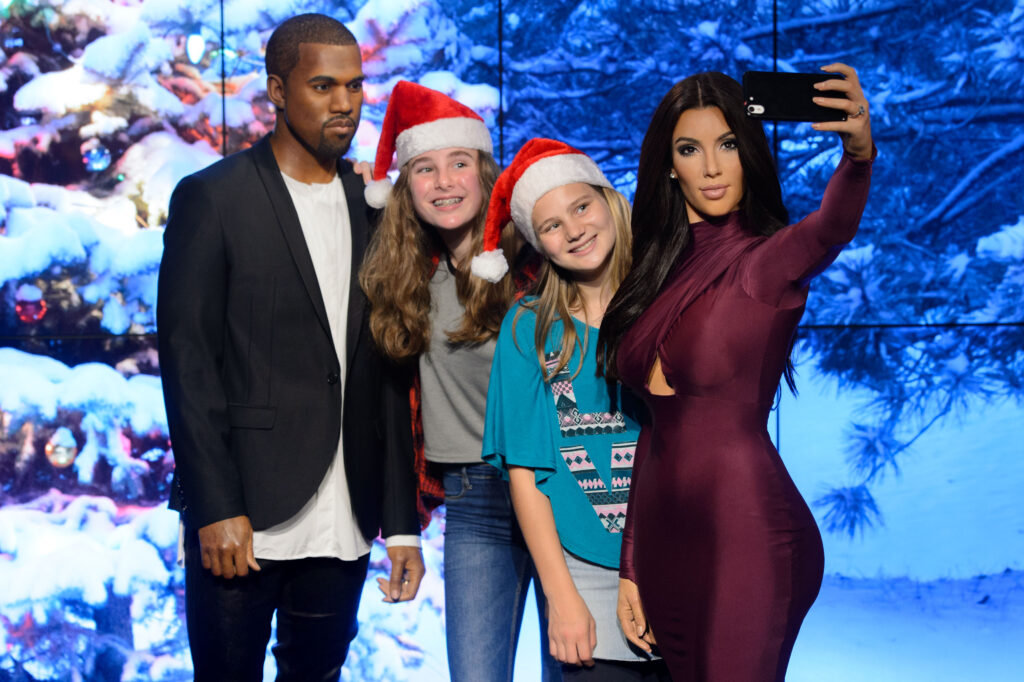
xmin=275 ymin=42 xmax=364 ymax=161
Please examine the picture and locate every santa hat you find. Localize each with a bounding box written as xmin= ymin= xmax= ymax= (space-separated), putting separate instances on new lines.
xmin=364 ymin=80 xmax=493 ymax=209
xmin=470 ymin=138 xmax=612 ymax=282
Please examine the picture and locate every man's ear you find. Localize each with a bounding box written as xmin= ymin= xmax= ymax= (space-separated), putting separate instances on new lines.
xmin=267 ymin=74 xmax=285 ymax=111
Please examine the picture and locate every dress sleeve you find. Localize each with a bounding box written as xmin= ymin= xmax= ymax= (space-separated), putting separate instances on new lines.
xmin=481 ymin=306 xmax=560 ymax=486
xmin=743 ymin=148 xmax=875 ymax=306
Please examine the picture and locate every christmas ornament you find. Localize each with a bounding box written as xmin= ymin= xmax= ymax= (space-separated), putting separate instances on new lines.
xmin=14 ymin=284 xmax=47 ymax=323
xmin=45 ymin=427 xmax=78 ymax=468
xmin=81 ymin=143 xmax=112 ymax=172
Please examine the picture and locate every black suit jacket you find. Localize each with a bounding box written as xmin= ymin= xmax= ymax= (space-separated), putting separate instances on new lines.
xmin=157 ymin=136 xmax=418 ymax=541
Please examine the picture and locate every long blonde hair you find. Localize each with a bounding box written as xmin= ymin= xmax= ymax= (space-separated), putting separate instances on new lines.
xmin=359 ymin=151 xmax=521 ymax=362
xmin=515 ymin=185 xmax=632 ymax=380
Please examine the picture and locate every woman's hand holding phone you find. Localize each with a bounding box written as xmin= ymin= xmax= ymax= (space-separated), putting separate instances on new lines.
xmin=812 ymin=63 xmax=873 ymax=160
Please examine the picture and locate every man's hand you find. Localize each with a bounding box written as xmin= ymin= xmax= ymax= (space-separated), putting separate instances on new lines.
xmin=376 ymin=545 xmax=425 ymax=602
xmin=197 ymin=515 xmax=260 ymax=579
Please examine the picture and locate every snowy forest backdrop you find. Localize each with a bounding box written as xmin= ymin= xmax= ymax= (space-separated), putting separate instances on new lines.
xmin=1 ymin=0 xmax=1022 ymax=680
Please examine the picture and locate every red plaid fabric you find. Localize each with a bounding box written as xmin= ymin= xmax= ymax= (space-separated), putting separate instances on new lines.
xmin=411 ymin=370 xmax=445 ymax=528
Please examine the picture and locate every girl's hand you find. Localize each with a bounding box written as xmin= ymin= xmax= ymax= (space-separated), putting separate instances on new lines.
xmin=547 ymin=590 xmax=598 ymax=667
xmin=617 ymin=578 xmax=656 ymax=652
xmin=811 ymin=63 xmax=873 ymax=160
xmin=348 ymin=159 xmax=374 ymax=184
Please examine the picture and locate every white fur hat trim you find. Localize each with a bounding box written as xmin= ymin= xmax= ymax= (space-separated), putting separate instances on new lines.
xmin=470 ymin=248 xmax=509 ymax=283
xmin=364 ymin=178 xmax=393 ymax=209
xmin=395 ymin=117 xmax=493 ymax=168
xmin=509 ymin=154 xmax=611 ymax=249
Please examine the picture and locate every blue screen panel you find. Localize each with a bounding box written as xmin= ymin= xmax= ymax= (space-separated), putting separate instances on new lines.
xmin=773 ymin=0 xmax=1024 ymax=326
xmin=2 ymin=0 xmax=1023 ymax=680
xmin=776 ymin=323 xmax=1024 ymax=680
xmin=501 ymin=0 xmax=766 ymax=194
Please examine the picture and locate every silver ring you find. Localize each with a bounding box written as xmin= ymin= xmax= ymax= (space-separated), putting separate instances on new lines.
xmin=850 ymin=105 xmax=865 ymax=118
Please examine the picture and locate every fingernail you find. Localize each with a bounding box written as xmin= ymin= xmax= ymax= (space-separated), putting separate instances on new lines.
xmin=391 ymin=590 xmax=400 ymax=600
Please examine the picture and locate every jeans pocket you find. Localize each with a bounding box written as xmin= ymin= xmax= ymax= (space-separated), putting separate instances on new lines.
xmin=443 ymin=467 xmax=470 ymax=501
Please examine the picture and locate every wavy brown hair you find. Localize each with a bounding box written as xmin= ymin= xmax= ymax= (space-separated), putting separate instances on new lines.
xmin=359 ymin=151 xmax=521 ymax=362
xmin=515 ymin=186 xmax=632 ymax=381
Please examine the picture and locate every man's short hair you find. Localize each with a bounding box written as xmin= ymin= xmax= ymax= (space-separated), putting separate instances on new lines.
xmin=265 ymin=14 xmax=358 ymax=83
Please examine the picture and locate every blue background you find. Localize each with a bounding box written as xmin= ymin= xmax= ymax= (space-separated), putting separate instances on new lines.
xmin=1 ymin=0 xmax=1022 ymax=680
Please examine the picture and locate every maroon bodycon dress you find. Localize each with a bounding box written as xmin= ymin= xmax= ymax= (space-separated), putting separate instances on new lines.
xmin=617 ymin=152 xmax=873 ymax=681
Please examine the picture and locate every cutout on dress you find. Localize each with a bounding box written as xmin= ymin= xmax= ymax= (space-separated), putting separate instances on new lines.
xmin=646 ymin=355 xmax=676 ymax=396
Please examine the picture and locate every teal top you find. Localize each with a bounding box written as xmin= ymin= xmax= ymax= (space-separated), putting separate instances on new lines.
xmin=482 ymin=299 xmax=643 ymax=568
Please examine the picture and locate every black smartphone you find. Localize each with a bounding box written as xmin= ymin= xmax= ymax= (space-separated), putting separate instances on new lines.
xmin=742 ymin=71 xmax=847 ymax=122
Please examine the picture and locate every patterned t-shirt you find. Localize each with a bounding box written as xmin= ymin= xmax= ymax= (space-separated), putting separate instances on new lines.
xmin=482 ymin=300 xmax=642 ymax=568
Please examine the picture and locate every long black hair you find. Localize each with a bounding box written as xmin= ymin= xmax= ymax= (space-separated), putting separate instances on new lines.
xmin=598 ymin=72 xmax=792 ymax=385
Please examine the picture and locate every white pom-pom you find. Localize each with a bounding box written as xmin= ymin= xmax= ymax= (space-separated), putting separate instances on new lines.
xmin=470 ymin=249 xmax=509 ymax=283
xmin=364 ymin=178 xmax=393 ymax=209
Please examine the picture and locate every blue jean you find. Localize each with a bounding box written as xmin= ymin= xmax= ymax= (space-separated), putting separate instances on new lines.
xmin=442 ymin=463 xmax=562 ymax=682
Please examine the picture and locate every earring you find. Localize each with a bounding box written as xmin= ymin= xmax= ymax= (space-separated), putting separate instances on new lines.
xmin=669 ymin=169 xmax=677 ymax=179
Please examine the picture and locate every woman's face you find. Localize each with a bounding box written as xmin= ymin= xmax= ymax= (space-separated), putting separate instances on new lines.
xmin=407 ymin=147 xmax=483 ymax=234
xmin=670 ymin=106 xmax=745 ymax=223
xmin=532 ymin=183 xmax=617 ymax=284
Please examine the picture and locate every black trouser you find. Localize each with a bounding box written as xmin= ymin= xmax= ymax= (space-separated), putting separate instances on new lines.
xmin=561 ymin=658 xmax=674 ymax=681
xmin=184 ymin=531 xmax=369 ymax=682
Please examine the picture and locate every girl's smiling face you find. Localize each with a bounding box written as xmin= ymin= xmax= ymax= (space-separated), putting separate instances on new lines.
xmin=408 ymin=147 xmax=484 ymax=235
xmin=532 ymin=183 xmax=617 ymax=284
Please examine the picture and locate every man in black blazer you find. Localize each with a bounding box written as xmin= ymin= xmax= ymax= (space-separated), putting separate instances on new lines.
xmin=157 ymin=14 xmax=423 ymax=681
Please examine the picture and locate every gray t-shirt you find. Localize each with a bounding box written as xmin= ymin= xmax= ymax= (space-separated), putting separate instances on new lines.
xmin=419 ymin=262 xmax=495 ymax=464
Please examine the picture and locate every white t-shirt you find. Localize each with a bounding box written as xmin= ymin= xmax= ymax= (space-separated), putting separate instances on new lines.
xmin=250 ymin=172 xmax=369 ymax=560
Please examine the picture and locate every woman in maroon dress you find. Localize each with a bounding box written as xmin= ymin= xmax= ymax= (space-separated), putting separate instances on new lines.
xmin=597 ymin=64 xmax=874 ymax=680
